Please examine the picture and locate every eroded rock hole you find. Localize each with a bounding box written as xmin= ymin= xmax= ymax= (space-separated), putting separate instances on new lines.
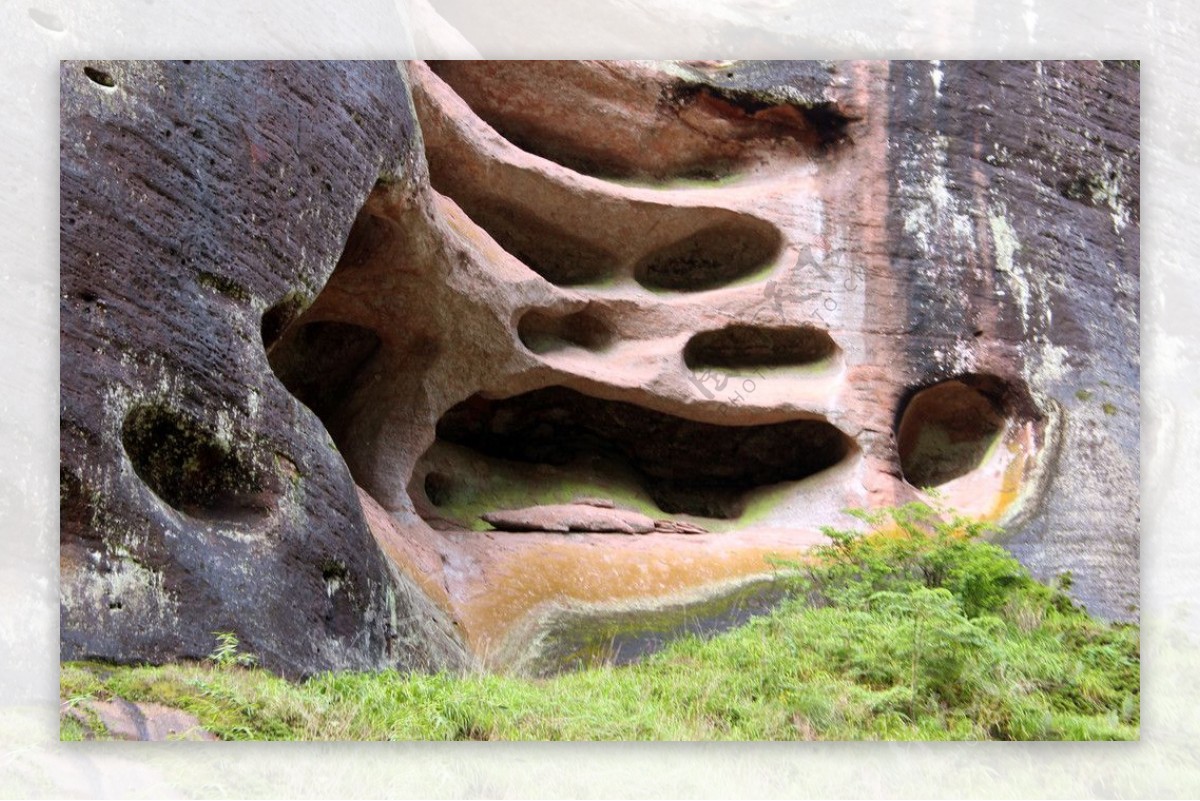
xmin=266 ymin=320 xmax=382 ymax=431
xmin=635 ymin=218 xmax=781 ymax=292
xmin=83 ymin=66 xmax=115 ymax=88
xmin=121 ymin=404 xmax=271 ymax=521
xmin=427 ymin=61 xmax=644 ymax=180
xmin=685 ymin=324 xmax=838 ymax=370
xmin=518 ymin=307 xmax=615 ymax=354
xmin=423 ymin=472 xmax=456 ymax=507
xmin=429 ymin=386 xmax=853 ymax=519
xmin=427 ymin=61 xmax=848 ymax=180
xmin=452 ymin=196 xmax=615 ymax=286
xmin=259 ymin=198 xmax=430 ymax=493
xmin=897 ymin=375 xmax=1009 ymax=488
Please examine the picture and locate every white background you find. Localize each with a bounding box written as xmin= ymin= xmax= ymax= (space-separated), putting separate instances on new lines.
xmin=2 ymin=0 xmax=1196 ymax=796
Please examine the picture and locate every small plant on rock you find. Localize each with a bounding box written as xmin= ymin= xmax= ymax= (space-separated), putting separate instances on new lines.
xmin=209 ymin=631 xmax=257 ymax=669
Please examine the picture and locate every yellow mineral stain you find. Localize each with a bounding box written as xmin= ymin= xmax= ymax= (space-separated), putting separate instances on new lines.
xmin=987 ymin=442 xmax=1029 ymax=522
xmin=452 ymin=536 xmax=813 ymax=655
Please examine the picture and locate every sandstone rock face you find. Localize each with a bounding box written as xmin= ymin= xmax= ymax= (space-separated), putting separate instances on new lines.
xmin=61 ymin=60 xmax=1139 ymax=676
xmin=60 ymin=61 xmax=467 ymax=676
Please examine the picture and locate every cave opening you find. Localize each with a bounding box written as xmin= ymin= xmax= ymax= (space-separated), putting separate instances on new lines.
xmin=896 ymin=374 xmax=1010 ymax=488
xmin=420 ymin=385 xmax=855 ymax=521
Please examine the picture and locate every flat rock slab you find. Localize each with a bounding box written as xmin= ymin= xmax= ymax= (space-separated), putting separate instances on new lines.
xmin=64 ymin=698 xmax=217 ymax=741
xmin=483 ymin=503 xmax=707 ymax=535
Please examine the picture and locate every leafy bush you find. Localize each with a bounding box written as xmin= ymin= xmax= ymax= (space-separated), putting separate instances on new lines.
xmin=769 ymin=500 xmax=1027 ymax=617
xmin=765 ymin=500 xmax=1139 ymax=738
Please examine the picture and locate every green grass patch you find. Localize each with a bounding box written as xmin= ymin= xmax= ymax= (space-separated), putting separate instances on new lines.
xmin=61 ymin=502 xmax=1138 ymax=741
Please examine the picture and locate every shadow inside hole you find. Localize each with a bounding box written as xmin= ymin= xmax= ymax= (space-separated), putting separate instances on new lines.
xmin=261 ymin=293 xmax=310 ymax=353
xmin=121 ymin=404 xmax=273 ymax=522
xmin=635 ymin=218 xmax=781 ymax=292
xmin=266 ymin=320 xmax=382 ymax=429
xmin=423 ymin=472 xmax=456 ymax=507
xmin=453 ymin=195 xmax=617 ymax=286
xmin=684 ymin=324 xmax=838 ymax=370
xmin=83 ymin=66 xmax=115 ymax=88
xmin=896 ymin=376 xmax=1008 ymax=488
xmin=425 ymin=386 xmax=854 ymax=520
xmin=518 ymin=307 xmax=616 ymax=354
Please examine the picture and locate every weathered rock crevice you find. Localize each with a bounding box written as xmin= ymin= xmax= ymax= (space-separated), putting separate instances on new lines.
xmin=425 ymin=60 xmax=848 ymax=181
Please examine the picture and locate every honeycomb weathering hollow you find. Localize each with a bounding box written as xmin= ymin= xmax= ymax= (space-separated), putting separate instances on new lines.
xmin=684 ymin=324 xmax=840 ymax=370
xmin=897 ymin=375 xmax=1013 ymax=489
xmin=452 ymin=196 xmax=617 ymax=286
xmin=121 ymin=404 xmax=272 ymax=522
xmin=266 ymin=320 xmax=383 ymax=441
xmin=424 ymin=386 xmax=855 ymax=520
xmin=634 ymin=218 xmax=782 ymax=292
xmin=518 ymin=306 xmax=616 ymax=354
xmin=426 ymin=59 xmax=851 ymax=181
xmin=430 ymin=164 xmax=784 ymax=292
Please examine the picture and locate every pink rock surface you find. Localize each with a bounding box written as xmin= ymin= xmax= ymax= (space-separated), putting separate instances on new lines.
xmin=65 ymin=699 xmax=217 ymax=741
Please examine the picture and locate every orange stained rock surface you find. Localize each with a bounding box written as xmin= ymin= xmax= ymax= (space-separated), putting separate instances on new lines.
xmin=443 ymin=529 xmax=824 ymax=657
xmin=361 ymin=460 xmax=1033 ymax=664
xmin=359 ymin=485 xmax=826 ymax=660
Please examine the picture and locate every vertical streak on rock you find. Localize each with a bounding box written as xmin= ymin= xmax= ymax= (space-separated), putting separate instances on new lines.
xmin=842 ymin=60 xmax=908 ymax=510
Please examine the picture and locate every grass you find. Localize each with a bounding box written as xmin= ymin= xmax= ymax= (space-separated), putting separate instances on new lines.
xmin=61 ymin=502 xmax=1138 ymax=741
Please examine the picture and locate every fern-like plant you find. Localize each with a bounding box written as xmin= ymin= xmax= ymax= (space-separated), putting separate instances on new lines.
xmin=209 ymin=631 xmax=258 ymax=668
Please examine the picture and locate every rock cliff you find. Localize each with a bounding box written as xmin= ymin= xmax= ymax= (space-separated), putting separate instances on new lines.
xmin=60 ymin=60 xmax=1138 ymax=675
